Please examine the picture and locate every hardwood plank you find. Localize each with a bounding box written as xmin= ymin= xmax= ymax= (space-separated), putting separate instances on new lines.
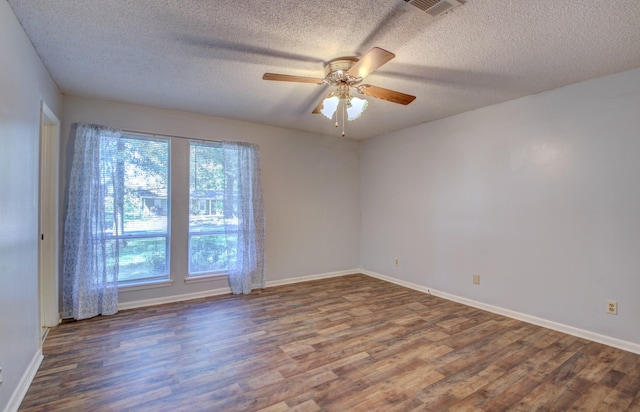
xmin=19 ymin=274 xmax=640 ymax=411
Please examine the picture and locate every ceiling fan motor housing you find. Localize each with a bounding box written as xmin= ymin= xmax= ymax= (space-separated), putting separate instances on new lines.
xmin=324 ymin=58 xmax=363 ymax=86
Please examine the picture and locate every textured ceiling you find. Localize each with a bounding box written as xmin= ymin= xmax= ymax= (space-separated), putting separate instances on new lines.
xmin=8 ymin=0 xmax=640 ymax=139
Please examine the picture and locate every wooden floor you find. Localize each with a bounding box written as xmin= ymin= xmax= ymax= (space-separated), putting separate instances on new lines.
xmin=20 ymin=274 xmax=640 ymax=411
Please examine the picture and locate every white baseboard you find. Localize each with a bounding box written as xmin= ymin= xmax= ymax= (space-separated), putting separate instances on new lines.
xmin=265 ymin=269 xmax=359 ymax=288
xmin=4 ymin=350 xmax=43 ymax=412
xmin=361 ymin=269 xmax=640 ymax=355
xmin=118 ymin=269 xmax=360 ymax=311
xmin=118 ymin=286 xmax=232 ymax=311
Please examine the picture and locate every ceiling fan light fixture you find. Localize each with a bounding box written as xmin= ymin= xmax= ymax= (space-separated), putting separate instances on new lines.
xmin=347 ymin=96 xmax=368 ymax=121
xmin=320 ymin=94 xmax=368 ymax=122
xmin=319 ymin=95 xmax=340 ymax=119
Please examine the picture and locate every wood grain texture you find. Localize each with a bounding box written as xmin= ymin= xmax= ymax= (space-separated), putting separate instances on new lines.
xmin=19 ymin=274 xmax=640 ymax=411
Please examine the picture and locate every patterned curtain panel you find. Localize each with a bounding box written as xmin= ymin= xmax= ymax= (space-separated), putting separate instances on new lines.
xmin=62 ymin=123 xmax=121 ymax=320
xmin=222 ymin=142 xmax=265 ymax=294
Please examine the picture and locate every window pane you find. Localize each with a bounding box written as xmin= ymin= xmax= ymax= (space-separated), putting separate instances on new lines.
xmin=111 ymin=135 xmax=170 ymax=283
xmin=189 ymin=142 xmax=231 ymax=275
xmin=121 ymin=137 xmax=169 ymax=234
xmin=117 ymin=237 xmax=168 ymax=282
xmin=189 ymin=233 xmax=231 ymax=273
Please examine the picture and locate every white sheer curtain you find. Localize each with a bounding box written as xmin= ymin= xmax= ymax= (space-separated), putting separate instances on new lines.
xmin=222 ymin=142 xmax=265 ymax=294
xmin=62 ymin=123 xmax=121 ymax=320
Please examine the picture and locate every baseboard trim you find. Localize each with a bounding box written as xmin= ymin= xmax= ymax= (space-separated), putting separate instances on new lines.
xmin=265 ymin=269 xmax=359 ymax=288
xmin=362 ymin=269 xmax=640 ymax=355
xmin=118 ymin=286 xmax=232 ymax=311
xmin=118 ymin=269 xmax=360 ymax=311
xmin=5 ymin=350 xmax=43 ymax=412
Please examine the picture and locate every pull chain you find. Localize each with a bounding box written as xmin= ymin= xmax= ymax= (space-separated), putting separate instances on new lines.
xmin=341 ymin=99 xmax=346 ymax=137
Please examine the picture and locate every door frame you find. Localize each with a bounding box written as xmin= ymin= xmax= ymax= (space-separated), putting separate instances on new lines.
xmin=38 ymin=101 xmax=61 ymax=340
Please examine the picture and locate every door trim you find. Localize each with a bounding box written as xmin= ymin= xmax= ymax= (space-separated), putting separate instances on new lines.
xmin=38 ymin=101 xmax=61 ymax=340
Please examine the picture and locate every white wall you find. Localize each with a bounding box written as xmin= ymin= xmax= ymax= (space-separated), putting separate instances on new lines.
xmin=0 ymin=2 xmax=61 ymax=410
xmin=61 ymin=96 xmax=360 ymax=305
xmin=360 ymin=67 xmax=640 ymax=348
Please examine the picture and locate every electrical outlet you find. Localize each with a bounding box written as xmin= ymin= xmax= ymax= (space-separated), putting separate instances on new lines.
xmin=607 ymin=300 xmax=618 ymax=315
xmin=473 ymin=274 xmax=480 ymax=285
xmin=395 ymin=258 xmax=399 ymax=266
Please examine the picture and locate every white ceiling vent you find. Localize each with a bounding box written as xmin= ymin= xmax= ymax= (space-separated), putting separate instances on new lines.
xmin=404 ymin=0 xmax=462 ymax=17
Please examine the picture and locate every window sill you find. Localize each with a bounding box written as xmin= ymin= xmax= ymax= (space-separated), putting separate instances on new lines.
xmin=184 ymin=273 xmax=228 ymax=284
xmin=118 ymin=279 xmax=174 ymax=292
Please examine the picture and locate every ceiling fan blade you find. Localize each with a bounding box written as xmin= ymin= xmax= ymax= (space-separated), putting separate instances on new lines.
xmin=347 ymin=47 xmax=395 ymax=79
xmin=262 ymin=73 xmax=325 ymax=84
xmin=358 ymin=85 xmax=416 ymax=105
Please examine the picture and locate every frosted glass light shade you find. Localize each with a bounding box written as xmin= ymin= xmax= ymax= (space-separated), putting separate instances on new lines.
xmin=320 ymin=96 xmax=340 ymax=119
xmin=347 ymin=97 xmax=368 ymax=121
xmin=320 ymin=95 xmax=368 ymax=121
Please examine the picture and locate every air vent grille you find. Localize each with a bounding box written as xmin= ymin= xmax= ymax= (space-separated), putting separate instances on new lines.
xmin=404 ymin=0 xmax=462 ymax=17
xmin=408 ymin=0 xmax=441 ymax=11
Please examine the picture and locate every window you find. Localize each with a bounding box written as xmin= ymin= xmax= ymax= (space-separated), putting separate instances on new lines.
xmin=188 ymin=141 xmax=236 ymax=275
xmin=106 ymin=135 xmax=170 ymax=284
xmin=64 ymin=124 xmax=264 ymax=320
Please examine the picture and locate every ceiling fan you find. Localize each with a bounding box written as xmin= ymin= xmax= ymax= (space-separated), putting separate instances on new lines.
xmin=262 ymin=47 xmax=416 ymax=136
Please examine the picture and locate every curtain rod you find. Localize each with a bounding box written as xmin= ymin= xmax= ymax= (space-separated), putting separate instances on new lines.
xmin=121 ymin=128 xmax=221 ymax=144
xmin=119 ymin=128 xmax=257 ymax=149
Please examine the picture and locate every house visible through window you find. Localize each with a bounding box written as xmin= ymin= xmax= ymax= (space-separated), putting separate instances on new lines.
xmin=110 ymin=134 xmax=170 ymax=284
